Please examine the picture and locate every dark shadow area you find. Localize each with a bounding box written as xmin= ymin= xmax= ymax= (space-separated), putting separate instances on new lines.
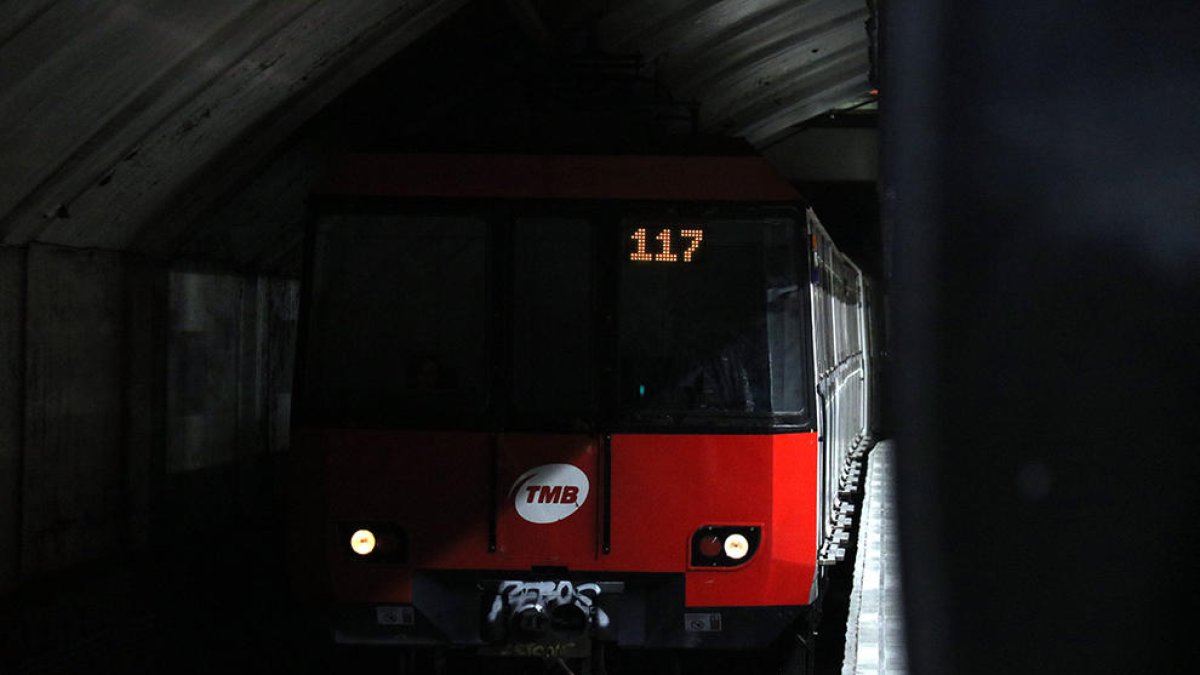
xmin=0 ymin=455 xmax=326 ymax=675
xmin=887 ymin=1 xmax=1200 ymax=672
xmin=308 ymin=0 xmax=750 ymax=157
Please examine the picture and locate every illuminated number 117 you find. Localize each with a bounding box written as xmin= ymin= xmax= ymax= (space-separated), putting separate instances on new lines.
xmin=629 ymin=228 xmax=704 ymax=263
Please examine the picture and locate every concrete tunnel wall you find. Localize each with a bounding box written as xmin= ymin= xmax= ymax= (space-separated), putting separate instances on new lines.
xmin=0 ymin=244 xmax=298 ymax=594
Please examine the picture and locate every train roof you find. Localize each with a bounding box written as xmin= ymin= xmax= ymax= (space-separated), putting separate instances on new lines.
xmin=317 ymin=154 xmax=801 ymax=202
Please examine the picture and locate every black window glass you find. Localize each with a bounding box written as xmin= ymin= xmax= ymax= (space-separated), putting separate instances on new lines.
xmin=618 ymin=217 xmax=806 ymax=419
xmin=510 ymin=218 xmax=595 ymax=426
xmin=301 ymin=214 xmax=489 ymax=427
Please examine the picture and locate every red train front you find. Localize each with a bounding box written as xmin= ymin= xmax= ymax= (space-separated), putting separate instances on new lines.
xmin=290 ymin=154 xmax=873 ymax=668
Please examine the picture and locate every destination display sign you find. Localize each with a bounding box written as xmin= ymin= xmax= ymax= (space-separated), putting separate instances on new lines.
xmin=627 ymin=227 xmax=704 ymax=263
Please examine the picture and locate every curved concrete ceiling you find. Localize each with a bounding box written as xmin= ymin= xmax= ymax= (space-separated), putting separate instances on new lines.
xmin=0 ymin=0 xmax=873 ymax=265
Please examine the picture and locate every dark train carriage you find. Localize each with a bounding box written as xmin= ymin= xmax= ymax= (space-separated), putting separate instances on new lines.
xmin=289 ymin=154 xmax=876 ymax=671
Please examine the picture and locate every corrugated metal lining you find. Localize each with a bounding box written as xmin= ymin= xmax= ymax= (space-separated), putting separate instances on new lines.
xmin=0 ymin=0 xmax=467 ymax=255
xmin=0 ymin=0 xmax=871 ymax=261
xmin=598 ymin=0 xmax=872 ymax=145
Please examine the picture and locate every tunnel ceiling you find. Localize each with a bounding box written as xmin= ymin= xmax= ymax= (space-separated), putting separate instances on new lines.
xmin=0 ymin=0 xmax=875 ymax=273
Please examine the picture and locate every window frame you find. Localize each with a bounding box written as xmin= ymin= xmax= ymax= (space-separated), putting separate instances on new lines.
xmin=293 ymin=196 xmax=816 ymax=434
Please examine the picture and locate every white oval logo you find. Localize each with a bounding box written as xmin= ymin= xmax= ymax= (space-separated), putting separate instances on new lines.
xmin=510 ymin=463 xmax=590 ymax=524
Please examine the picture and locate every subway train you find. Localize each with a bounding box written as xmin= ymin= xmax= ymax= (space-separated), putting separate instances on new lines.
xmin=288 ymin=153 xmax=880 ymax=673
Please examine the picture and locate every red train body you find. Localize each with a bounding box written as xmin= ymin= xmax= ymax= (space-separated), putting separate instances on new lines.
xmin=290 ymin=154 xmax=875 ymax=665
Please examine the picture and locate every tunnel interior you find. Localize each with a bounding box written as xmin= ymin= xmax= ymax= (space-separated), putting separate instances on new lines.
xmin=4 ymin=0 xmax=1198 ymax=674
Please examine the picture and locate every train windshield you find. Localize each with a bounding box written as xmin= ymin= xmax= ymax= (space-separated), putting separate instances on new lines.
xmin=617 ymin=217 xmax=807 ymax=421
xmin=301 ymin=214 xmax=492 ymax=428
xmin=299 ymin=209 xmax=809 ymax=430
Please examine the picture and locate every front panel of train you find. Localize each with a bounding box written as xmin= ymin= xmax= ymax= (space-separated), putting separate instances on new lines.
xmin=291 ymin=196 xmax=819 ymax=656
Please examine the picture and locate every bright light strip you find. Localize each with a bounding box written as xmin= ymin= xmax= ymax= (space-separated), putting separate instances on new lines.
xmin=723 ymin=533 xmax=750 ymax=560
xmin=350 ymin=528 xmax=377 ymax=556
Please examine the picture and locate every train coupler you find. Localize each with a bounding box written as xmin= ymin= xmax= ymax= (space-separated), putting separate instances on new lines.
xmin=482 ymin=580 xmax=613 ymax=657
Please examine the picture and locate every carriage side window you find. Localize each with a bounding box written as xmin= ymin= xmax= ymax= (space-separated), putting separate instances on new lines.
xmin=301 ymin=214 xmax=489 ymax=428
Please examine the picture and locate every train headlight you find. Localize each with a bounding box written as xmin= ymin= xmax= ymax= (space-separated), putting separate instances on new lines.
xmin=342 ymin=524 xmax=408 ymax=563
xmin=690 ymin=526 xmax=761 ymax=568
xmin=350 ymin=529 xmax=377 ymax=556
xmin=723 ymin=533 xmax=750 ymax=560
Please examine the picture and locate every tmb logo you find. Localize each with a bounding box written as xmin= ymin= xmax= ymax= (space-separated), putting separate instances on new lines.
xmin=510 ymin=463 xmax=590 ymax=524
xmin=523 ymin=484 xmax=580 ymax=505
